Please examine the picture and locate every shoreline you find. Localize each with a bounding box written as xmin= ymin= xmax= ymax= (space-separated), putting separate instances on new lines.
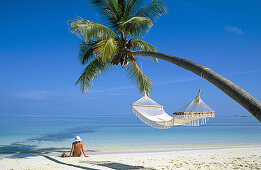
xmin=90 ymin=143 xmax=261 ymax=152
xmin=1 ymin=145 xmax=261 ymax=169
xmin=1 ymin=144 xmax=261 ymax=158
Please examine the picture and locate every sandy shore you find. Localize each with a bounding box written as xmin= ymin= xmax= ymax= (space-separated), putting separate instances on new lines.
xmin=0 ymin=146 xmax=261 ymax=170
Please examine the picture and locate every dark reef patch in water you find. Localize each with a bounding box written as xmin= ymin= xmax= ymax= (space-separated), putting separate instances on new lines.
xmin=27 ymin=126 xmax=96 ymax=142
xmin=0 ymin=143 xmax=68 ymax=154
xmin=0 ymin=126 xmax=97 ymax=154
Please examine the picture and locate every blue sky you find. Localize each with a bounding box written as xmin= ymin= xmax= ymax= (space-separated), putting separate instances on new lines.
xmin=0 ymin=0 xmax=261 ymax=118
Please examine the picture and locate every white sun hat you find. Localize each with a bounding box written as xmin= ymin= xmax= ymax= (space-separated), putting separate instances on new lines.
xmin=73 ymin=136 xmax=82 ymax=142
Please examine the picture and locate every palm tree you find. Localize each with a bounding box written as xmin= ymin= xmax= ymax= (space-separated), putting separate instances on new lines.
xmin=69 ymin=0 xmax=261 ymax=122
xmin=69 ymin=0 xmax=166 ymax=95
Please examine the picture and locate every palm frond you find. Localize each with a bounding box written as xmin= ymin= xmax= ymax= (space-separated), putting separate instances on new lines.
xmin=119 ymin=16 xmax=152 ymax=38
xmin=125 ymin=0 xmax=137 ymax=18
xmin=94 ymin=38 xmax=118 ymax=62
xmin=104 ymin=0 xmax=121 ymax=22
xmin=78 ymin=40 xmax=101 ymax=65
xmin=135 ymin=0 xmax=167 ymax=21
xmin=131 ymin=39 xmax=158 ymax=63
xmin=118 ymin=0 xmax=126 ymax=15
xmin=75 ymin=58 xmax=112 ymax=93
xmin=89 ymin=0 xmax=105 ymax=6
xmin=131 ymin=39 xmax=156 ymax=51
xmin=89 ymin=0 xmax=121 ymax=29
xmin=126 ymin=61 xmax=152 ymax=95
xmin=69 ymin=18 xmax=117 ymax=42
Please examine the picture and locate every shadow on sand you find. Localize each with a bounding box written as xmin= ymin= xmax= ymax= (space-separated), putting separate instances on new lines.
xmin=43 ymin=155 xmax=98 ymax=170
xmin=95 ymin=162 xmax=155 ymax=170
xmin=43 ymin=156 xmax=155 ymax=170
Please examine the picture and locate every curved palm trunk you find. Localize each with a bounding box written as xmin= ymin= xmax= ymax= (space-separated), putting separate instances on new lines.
xmin=130 ymin=51 xmax=261 ymax=123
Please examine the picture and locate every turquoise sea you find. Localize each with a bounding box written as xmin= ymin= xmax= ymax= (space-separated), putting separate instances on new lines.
xmin=0 ymin=113 xmax=261 ymax=154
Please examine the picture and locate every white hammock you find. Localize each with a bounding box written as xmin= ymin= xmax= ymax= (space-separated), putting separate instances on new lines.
xmin=131 ymin=90 xmax=215 ymax=129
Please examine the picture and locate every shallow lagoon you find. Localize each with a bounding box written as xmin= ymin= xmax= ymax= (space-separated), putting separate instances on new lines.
xmin=0 ymin=113 xmax=261 ymax=153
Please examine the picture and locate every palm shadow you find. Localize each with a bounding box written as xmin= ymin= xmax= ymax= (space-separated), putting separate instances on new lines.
xmin=43 ymin=155 xmax=98 ymax=170
xmin=81 ymin=160 xmax=156 ymax=170
xmin=95 ymin=162 xmax=155 ymax=170
xmin=43 ymin=156 xmax=155 ymax=170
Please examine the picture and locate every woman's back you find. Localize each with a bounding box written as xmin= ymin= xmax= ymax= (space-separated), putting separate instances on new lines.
xmin=69 ymin=136 xmax=87 ymax=157
xmin=73 ymin=142 xmax=83 ymax=150
xmin=72 ymin=142 xmax=83 ymax=157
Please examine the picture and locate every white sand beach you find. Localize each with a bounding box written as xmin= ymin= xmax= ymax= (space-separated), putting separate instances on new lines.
xmin=1 ymin=146 xmax=261 ymax=170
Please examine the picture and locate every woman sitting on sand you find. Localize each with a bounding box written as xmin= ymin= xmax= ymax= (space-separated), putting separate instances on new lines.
xmin=69 ymin=136 xmax=88 ymax=157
